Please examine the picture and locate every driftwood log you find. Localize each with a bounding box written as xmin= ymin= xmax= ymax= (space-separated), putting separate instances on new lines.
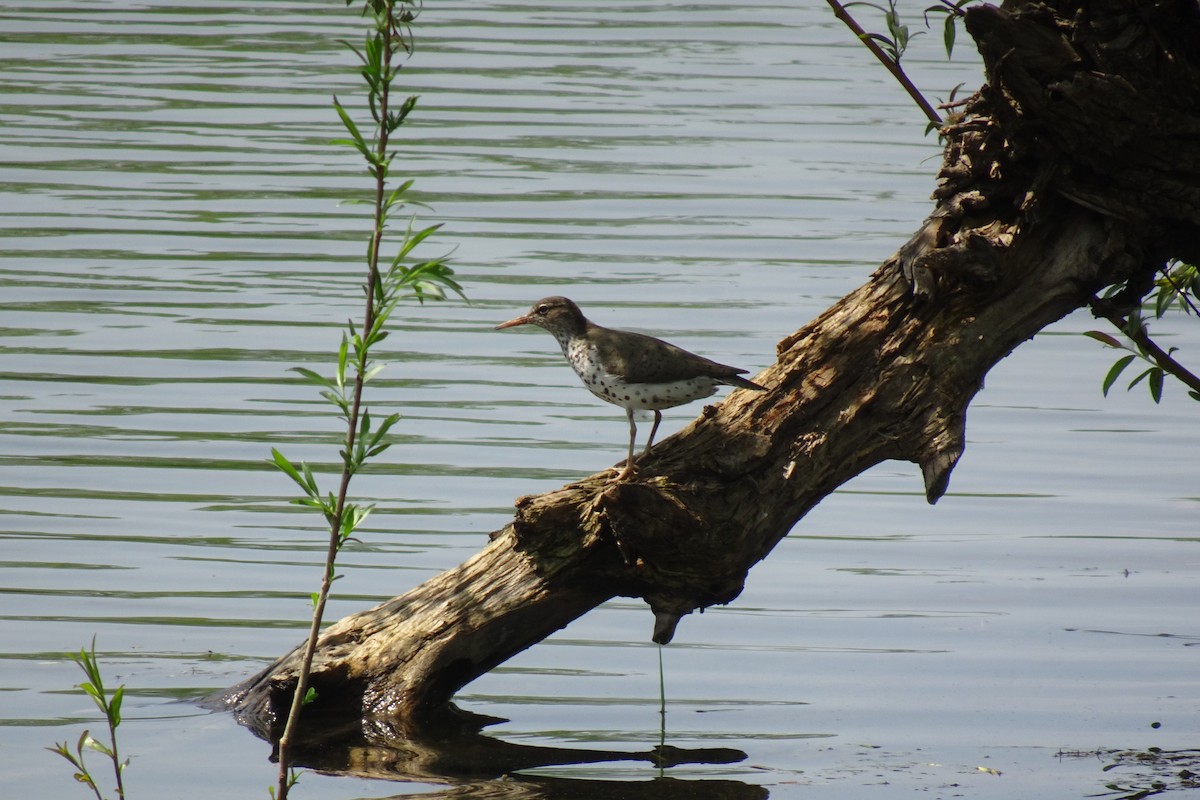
xmin=218 ymin=0 xmax=1200 ymax=750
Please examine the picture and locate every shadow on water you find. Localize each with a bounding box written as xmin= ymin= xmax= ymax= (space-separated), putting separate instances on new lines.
xmin=223 ymin=701 xmax=766 ymax=799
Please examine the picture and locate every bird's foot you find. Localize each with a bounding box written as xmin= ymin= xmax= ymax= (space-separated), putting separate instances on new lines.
xmin=609 ymin=462 xmax=636 ymax=481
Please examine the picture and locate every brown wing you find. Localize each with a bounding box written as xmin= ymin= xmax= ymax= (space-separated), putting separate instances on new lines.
xmin=589 ymin=324 xmax=754 ymax=385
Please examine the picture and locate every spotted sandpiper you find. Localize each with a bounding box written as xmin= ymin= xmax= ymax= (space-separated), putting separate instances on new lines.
xmin=496 ymin=296 xmax=765 ymax=480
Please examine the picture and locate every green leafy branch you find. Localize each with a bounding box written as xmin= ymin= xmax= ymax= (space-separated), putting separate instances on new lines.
xmin=48 ymin=638 xmax=128 ymax=800
xmin=270 ymin=2 xmax=463 ymax=798
xmin=825 ymin=0 xmax=982 ymax=129
xmin=1086 ymin=261 xmax=1200 ymax=403
xmin=826 ymin=0 xmax=942 ymax=126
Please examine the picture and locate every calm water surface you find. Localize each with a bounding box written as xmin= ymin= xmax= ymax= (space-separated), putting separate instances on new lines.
xmin=1 ymin=2 xmax=1197 ymax=798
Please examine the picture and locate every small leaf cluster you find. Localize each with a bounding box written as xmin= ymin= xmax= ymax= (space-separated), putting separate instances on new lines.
xmin=47 ymin=639 xmax=128 ymax=800
xmin=850 ymin=0 xmax=980 ymax=64
xmin=1088 ymin=323 xmax=1174 ymax=403
xmin=1151 ymin=259 xmax=1200 ymax=319
xmin=1086 ymin=261 xmax=1200 ymax=403
xmin=924 ymin=0 xmax=977 ymax=59
xmin=334 ymin=1 xmax=419 ymax=179
xmin=372 ymin=211 xmax=465 ymax=304
xmin=268 ymin=770 xmax=301 ymax=800
xmin=848 ymin=0 xmax=920 ymax=63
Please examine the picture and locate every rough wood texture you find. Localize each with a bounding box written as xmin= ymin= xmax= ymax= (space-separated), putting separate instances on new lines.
xmin=218 ymin=0 xmax=1200 ymax=738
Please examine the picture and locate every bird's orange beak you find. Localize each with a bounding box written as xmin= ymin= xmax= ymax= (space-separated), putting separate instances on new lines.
xmin=495 ymin=313 xmax=534 ymax=330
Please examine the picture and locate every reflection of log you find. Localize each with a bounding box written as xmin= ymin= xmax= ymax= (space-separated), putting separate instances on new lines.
xmin=218 ymin=695 xmax=758 ymax=796
xmin=218 ymin=0 xmax=1200 ymax=736
xmin=226 ymin=702 xmax=761 ymax=798
xmin=372 ymin=776 xmax=768 ymax=800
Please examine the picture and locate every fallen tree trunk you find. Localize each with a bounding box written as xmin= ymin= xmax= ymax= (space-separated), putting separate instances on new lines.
xmin=218 ymin=0 xmax=1200 ymax=736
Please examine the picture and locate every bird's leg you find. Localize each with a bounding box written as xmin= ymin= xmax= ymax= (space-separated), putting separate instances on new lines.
xmin=614 ymin=407 xmax=638 ymax=480
xmin=643 ymin=410 xmax=663 ymax=455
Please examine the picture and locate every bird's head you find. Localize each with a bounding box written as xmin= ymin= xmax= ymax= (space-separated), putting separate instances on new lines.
xmin=495 ymin=296 xmax=587 ymax=337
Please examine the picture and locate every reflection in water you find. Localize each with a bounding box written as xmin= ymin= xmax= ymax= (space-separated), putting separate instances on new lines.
xmin=373 ymin=776 xmax=768 ymax=800
xmin=227 ymin=701 xmax=762 ymax=800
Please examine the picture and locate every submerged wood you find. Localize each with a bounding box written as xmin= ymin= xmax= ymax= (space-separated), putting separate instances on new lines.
xmin=218 ymin=0 xmax=1200 ymax=736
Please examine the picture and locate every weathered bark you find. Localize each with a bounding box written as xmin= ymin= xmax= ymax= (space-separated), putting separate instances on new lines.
xmin=218 ymin=0 xmax=1200 ymax=745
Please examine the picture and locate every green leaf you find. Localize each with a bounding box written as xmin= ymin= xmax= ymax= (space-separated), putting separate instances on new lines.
xmin=341 ymin=503 xmax=375 ymax=540
xmin=1083 ymin=330 xmax=1123 ymax=349
xmin=859 ymin=32 xmax=899 ymax=62
xmin=366 ymin=443 xmax=392 ymax=459
xmin=292 ymin=366 xmax=338 ymax=392
xmin=82 ymin=733 xmax=112 ymax=758
xmin=845 ymin=1 xmax=888 ymax=12
xmin=1102 ymin=354 xmax=1136 ymax=396
xmin=301 ymin=461 xmax=319 ymax=496
xmin=391 ymin=222 xmax=444 ymax=266
xmin=319 ymin=389 xmax=351 ymax=417
xmin=365 ymin=326 xmax=390 ymax=351
xmin=388 ymin=94 xmax=420 ymax=132
xmin=269 ymin=448 xmax=298 ymax=477
xmin=330 ymin=137 xmax=367 ymax=152
xmin=337 ymin=334 xmax=350 ymax=390
xmin=332 ymin=96 xmax=372 ymax=162
xmin=371 ymin=412 xmax=401 ymax=444
xmin=1154 ymin=284 xmax=1173 ymax=318
xmin=1148 ymin=369 xmax=1164 ymax=403
xmin=384 ymin=179 xmax=415 ymax=211
xmin=339 ymin=38 xmax=366 ymax=66
xmin=78 ymin=680 xmax=101 ymax=703
xmin=367 ymin=89 xmax=382 ymax=125
xmin=270 ymin=449 xmax=317 ymax=497
xmin=109 ymin=685 xmax=123 ymax=727
xmin=1127 ymin=366 xmax=1152 ymax=390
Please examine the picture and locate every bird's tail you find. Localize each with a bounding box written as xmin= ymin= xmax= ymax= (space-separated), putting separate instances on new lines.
xmin=725 ymin=374 xmax=766 ymax=391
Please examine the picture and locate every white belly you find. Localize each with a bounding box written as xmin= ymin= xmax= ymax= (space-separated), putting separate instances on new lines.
xmin=575 ymin=368 xmax=719 ymax=411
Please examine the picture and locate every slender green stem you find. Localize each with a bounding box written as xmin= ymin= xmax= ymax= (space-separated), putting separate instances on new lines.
xmin=107 ymin=700 xmax=125 ymax=800
xmin=49 ymin=639 xmax=127 ymax=800
xmin=274 ymin=9 xmax=400 ymax=800
xmin=268 ymin=6 xmax=460 ymax=794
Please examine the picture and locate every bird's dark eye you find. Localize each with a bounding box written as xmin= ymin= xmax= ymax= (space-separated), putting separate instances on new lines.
xmin=535 ymin=304 xmax=549 ymax=315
